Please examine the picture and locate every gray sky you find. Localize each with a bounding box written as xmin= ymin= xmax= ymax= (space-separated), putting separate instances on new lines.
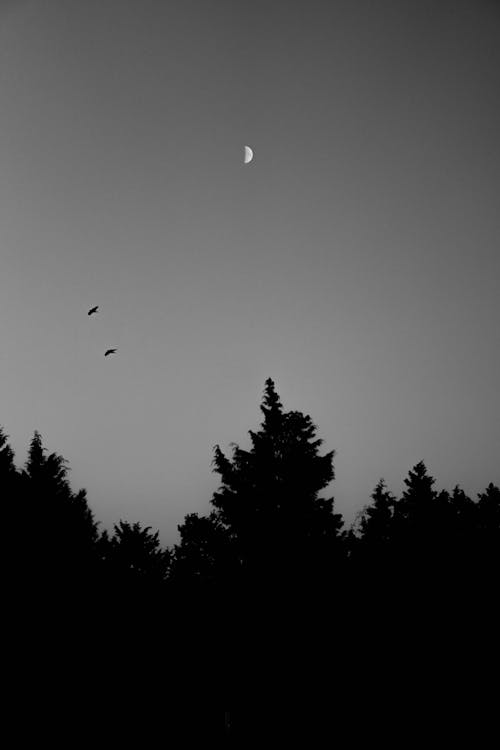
xmin=1 ymin=0 xmax=499 ymax=545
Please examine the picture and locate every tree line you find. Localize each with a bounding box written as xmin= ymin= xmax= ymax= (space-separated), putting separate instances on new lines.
xmin=3 ymin=378 xmax=497 ymax=601
xmin=3 ymin=378 xmax=499 ymax=741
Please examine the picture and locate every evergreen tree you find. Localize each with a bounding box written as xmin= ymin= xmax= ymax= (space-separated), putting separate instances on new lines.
xmin=1 ymin=427 xmax=22 ymax=580
xmin=389 ymin=460 xmax=442 ymax=584
xmin=447 ymin=486 xmax=477 ymax=548
xmin=476 ymin=483 xmax=500 ymax=573
xmin=210 ymin=378 xmax=343 ymax=593
xmin=348 ymin=479 xmax=399 ymax=609
xmin=477 ymin=483 xmax=500 ymax=536
xmin=0 ymin=426 xmax=16 ymax=479
xmin=357 ymin=478 xmax=396 ymax=548
xmin=0 ymin=426 xmax=19 ymax=516
xmin=171 ymin=510 xmax=238 ymax=589
xmin=106 ymin=520 xmax=171 ymax=592
xmin=397 ymin=460 xmax=437 ymax=524
xmin=21 ymin=430 xmax=99 ymax=590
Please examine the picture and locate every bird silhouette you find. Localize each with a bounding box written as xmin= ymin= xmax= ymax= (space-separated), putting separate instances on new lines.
xmin=104 ymin=348 xmax=117 ymax=357
xmin=87 ymin=306 xmax=99 ymax=316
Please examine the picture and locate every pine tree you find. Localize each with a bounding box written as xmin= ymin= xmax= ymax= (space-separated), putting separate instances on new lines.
xmin=0 ymin=426 xmax=16 ymax=478
xmin=172 ymin=510 xmax=238 ymax=588
xmin=357 ymin=478 xmax=396 ymax=547
xmin=477 ymin=483 xmax=500 ymax=536
xmin=447 ymin=486 xmax=476 ymax=545
xmin=210 ymin=378 xmax=343 ymax=592
xmin=21 ymin=430 xmax=99 ymax=590
xmin=476 ymin=483 xmax=500 ymax=572
xmin=391 ymin=461 xmax=466 ymax=592
xmin=106 ymin=520 xmax=171 ymax=591
xmin=0 ymin=426 xmax=19 ymax=515
xmin=1 ymin=427 xmax=23 ymax=581
xmin=397 ymin=461 xmax=437 ymax=523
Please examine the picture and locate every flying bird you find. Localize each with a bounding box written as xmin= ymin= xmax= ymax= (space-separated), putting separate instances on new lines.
xmin=87 ymin=306 xmax=99 ymax=316
xmin=104 ymin=348 xmax=117 ymax=357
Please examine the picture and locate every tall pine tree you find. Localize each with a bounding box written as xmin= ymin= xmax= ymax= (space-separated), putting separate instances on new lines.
xmin=210 ymin=378 xmax=343 ymax=593
xmin=21 ymin=430 xmax=99 ymax=591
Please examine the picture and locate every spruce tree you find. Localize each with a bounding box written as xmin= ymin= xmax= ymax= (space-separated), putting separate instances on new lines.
xmin=1 ymin=427 xmax=22 ymax=580
xmin=0 ymin=427 xmax=16 ymax=478
xmin=477 ymin=483 xmax=500 ymax=536
xmin=397 ymin=461 xmax=437 ymax=523
xmin=476 ymin=483 xmax=500 ymax=573
xmin=172 ymin=510 xmax=238 ymax=589
xmin=107 ymin=520 xmax=171 ymax=590
xmin=357 ymin=478 xmax=396 ymax=548
xmin=0 ymin=427 xmax=18 ymax=515
xmin=22 ymin=430 xmax=99 ymax=589
xmin=210 ymin=378 xmax=343 ymax=592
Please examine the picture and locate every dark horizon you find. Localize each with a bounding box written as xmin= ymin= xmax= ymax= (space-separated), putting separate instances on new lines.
xmin=3 ymin=375 xmax=498 ymax=743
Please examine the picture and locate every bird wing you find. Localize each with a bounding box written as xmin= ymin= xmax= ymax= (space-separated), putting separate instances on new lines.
xmin=88 ymin=306 xmax=98 ymax=315
xmin=105 ymin=349 xmax=117 ymax=356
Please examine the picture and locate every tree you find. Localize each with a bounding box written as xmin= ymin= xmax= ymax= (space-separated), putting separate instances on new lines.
xmin=444 ymin=485 xmax=477 ymax=558
xmin=1 ymin=427 xmax=23 ymax=581
xmin=0 ymin=426 xmax=16 ymax=478
xmin=210 ymin=378 xmax=344 ymax=593
xmin=0 ymin=426 xmax=19 ymax=516
xmin=21 ymin=430 xmax=99 ymax=591
xmin=397 ymin=461 xmax=437 ymax=524
xmin=171 ymin=511 xmax=238 ymax=589
xmin=105 ymin=520 xmax=171 ymax=592
xmin=477 ymin=483 xmax=500 ymax=537
xmin=476 ymin=483 xmax=500 ymax=573
xmin=356 ymin=478 xmax=396 ymax=548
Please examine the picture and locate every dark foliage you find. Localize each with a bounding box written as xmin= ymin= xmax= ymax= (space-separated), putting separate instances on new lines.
xmin=209 ymin=378 xmax=344 ymax=596
xmin=3 ymin=378 xmax=499 ymax=742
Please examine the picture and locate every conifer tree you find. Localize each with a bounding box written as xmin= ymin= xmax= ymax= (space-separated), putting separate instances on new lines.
xmin=397 ymin=461 xmax=437 ymax=523
xmin=348 ymin=479 xmax=398 ymax=604
xmin=357 ymin=478 xmax=395 ymax=547
xmin=446 ymin=486 xmax=476 ymax=546
xmin=0 ymin=427 xmax=16 ymax=479
xmin=172 ymin=510 xmax=238 ymax=588
xmin=0 ymin=427 xmax=18 ymax=511
xmin=1 ymin=427 xmax=22 ymax=566
xmin=476 ymin=483 xmax=500 ymax=571
xmin=106 ymin=520 xmax=171 ymax=589
xmin=21 ymin=430 xmax=99 ymax=588
xmin=210 ymin=378 xmax=343 ymax=591
xmin=477 ymin=483 xmax=500 ymax=536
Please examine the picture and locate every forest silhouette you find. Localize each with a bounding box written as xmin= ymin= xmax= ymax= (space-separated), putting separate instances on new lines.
xmin=3 ymin=378 xmax=499 ymax=743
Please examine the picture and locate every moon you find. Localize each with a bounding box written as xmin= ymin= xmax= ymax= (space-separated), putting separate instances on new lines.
xmin=244 ymin=145 xmax=253 ymax=164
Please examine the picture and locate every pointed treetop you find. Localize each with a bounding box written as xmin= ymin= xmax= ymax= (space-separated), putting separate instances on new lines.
xmin=0 ymin=427 xmax=16 ymax=473
xmin=261 ymin=378 xmax=282 ymax=411
xmin=403 ymin=461 xmax=436 ymax=491
xmin=259 ymin=378 xmax=283 ymax=434
xmin=27 ymin=430 xmax=45 ymax=469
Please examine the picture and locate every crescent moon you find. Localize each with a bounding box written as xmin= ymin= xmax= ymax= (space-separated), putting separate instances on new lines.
xmin=244 ymin=145 xmax=253 ymax=164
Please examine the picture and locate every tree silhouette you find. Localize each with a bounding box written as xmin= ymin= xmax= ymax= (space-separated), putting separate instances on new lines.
xmin=1 ymin=427 xmax=22 ymax=579
xmin=20 ymin=430 xmax=99 ymax=593
xmin=397 ymin=460 xmax=437 ymax=523
xmin=357 ymin=478 xmax=396 ymax=547
xmin=476 ymin=483 xmax=500 ymax=575
xmin=210 ymin=378 xmax=344 ymax=595
xmin=103 ymin=520 xmax=171 ymax=597
xmin=477 ymin=483 xmax=500 ymax=537
xmin=392 ymin=461 xmax=441 ymax=567
xmin=0 ymin=427 xmax=19 ymax=514
xmin=171 ymin=510 xmax=239 ymax=590
xmin=0 ymin=426 xmax=16 ymax=477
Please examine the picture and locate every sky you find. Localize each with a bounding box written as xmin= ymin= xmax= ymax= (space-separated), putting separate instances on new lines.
xmin=1 ymin=0 xmax=499 ymax=546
